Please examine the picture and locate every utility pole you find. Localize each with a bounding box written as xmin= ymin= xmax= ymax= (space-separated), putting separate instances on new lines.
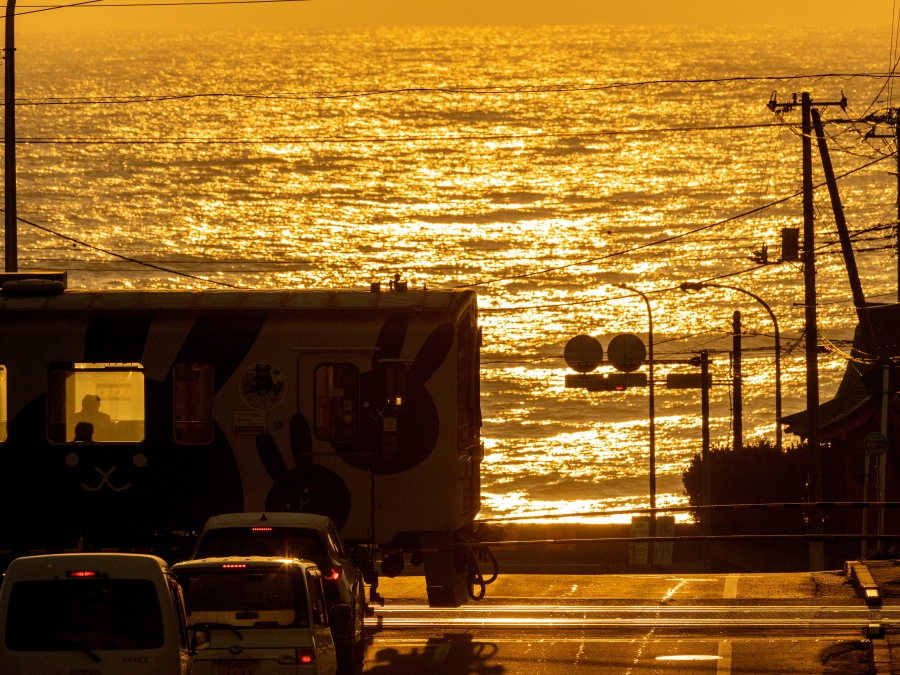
xmin=802 ymin=92 xmax=824 ymax=572
xmin=4 ymin=0 xmax=16 ymax=272
xmin=732 ymin=311 xmax=742 ymax=451
xmin=700 ymin=350 xmax=711 ymax=521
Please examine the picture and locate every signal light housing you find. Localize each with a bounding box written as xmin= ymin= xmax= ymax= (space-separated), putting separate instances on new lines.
xmin=296 ymin=647 xmax=315 ymax=664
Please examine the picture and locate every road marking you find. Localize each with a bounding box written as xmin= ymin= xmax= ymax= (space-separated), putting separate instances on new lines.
xmin=724 ymin=575 xmax=739 ymax=599
xmin=717 ymin=641 xmax=732 ymax=675
xmin=430 ymin=642 xmax=451 ymax=668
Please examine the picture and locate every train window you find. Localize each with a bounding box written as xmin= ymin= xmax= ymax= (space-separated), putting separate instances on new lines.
xmin=0 ymin=366 xmax=7 ymax=443
xmin=47 ymin=363 xmax=145 ymax=444
xmin=173 ymin=362 xmax=214 ymax=445
xmin=314 ymin=364 xmax=359 ymax=441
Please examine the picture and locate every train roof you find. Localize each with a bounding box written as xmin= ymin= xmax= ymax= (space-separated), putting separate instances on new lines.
xmin=0 ymin=288 xmax=477 ymax=312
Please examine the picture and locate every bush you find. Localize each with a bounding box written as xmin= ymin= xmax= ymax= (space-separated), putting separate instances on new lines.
xmin=682 ymin=439 xmax=811 ymax=534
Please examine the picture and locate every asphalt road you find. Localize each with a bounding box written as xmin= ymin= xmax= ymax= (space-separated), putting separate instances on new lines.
xmin=360 ymin=572 xmax=875 ymax=673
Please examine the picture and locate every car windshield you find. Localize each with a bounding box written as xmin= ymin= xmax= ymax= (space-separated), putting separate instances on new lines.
xmin=177 ymin=568 xmax=308 ymax=629
xmin=5 ymin=579 xmax=164 ymax=651
xmin=195 ymin=528 xmax=329 ymax=567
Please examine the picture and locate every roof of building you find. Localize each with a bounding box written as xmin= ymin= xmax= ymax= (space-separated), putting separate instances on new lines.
xmin=783 ymin=303 xmax=900 ymax=438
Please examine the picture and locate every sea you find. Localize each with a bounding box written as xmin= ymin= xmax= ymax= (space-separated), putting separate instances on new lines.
xmin=10 ymin=24 xmax=900 ymax=522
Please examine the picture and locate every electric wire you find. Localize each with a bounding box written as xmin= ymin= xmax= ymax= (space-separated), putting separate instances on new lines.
xmin=1 ymin=210 xmax=242 ymax=289
xmin=12 ymin=122 xmax=786 ymax=145
xmin=7 ymin=74 xmax=899 ymax=106
xmin=462 ymin=153 xmax=891 ymax=290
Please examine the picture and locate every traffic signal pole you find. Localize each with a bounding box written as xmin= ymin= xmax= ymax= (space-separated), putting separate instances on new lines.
xmin=733 ymin=311 xmax=742 ymax=452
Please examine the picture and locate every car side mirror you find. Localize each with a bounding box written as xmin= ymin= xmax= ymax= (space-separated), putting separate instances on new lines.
xmin=328 ymin=604 xmax=352 ymax=634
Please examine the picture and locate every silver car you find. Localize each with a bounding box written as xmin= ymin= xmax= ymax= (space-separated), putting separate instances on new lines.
xmin=174 ymin=557 xmax=339 ymax=675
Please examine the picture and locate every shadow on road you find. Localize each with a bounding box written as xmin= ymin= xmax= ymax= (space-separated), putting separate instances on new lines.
xmin=364 ymin=633 xmax=505 ymax=675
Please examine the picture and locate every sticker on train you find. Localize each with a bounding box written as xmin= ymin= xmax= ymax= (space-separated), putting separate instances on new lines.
xmin=240 ymin=363 xmax=286 ymax=410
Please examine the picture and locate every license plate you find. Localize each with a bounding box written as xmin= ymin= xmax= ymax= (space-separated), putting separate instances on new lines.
xmin=216 ymin=661 xmax=261 ymax=675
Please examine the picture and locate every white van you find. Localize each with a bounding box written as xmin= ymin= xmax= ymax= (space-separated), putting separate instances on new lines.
xmin=172 ymin=557 xmax=338 ymax=675
xmin=0 ymin=553 xmax=192 ymax=675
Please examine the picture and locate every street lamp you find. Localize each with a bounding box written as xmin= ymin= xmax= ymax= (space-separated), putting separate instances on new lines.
xmin=614 ymin=283 xmax=655 ymax=510
xmin=679 ymin=281 xmax=782 ymax=451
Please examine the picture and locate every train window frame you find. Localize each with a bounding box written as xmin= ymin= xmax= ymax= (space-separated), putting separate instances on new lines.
xmin=0 ymin=365 xmax=7 ymax=443
xmin=313 ymin=363 xmax=360 ymax=442
xmin=172 ymin=361 xmax=215 ymax=446
xmin=46 ymin=363 xmax=146 ymax=445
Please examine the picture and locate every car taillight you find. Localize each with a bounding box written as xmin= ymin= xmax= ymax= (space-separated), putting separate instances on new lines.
xmin=323 ymin=566 xmax=342 ymax=581
xmin=296 ymin=647 xmax=315 ymax=664
xmin=251 ymin=527 xmax=272 ymax=531
xmin=221 ymin=564 xmax=247 ymax=569
xmin=66 ymin=570 xmax=98 ymax=578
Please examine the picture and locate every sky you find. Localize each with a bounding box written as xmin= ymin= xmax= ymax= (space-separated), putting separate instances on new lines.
xmin=15 ymin=0 xmax=900 ymax=34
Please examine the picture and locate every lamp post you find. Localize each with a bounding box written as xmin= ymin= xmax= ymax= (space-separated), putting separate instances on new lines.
xmin=614 ymin=283 xmax=655 ymax=510
xmin=679 ymin=282 xmax=782 ymax=451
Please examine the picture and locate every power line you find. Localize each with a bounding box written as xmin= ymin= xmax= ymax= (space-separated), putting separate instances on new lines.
xmin=13 ymin=123 xmax=786 ymax=145
xmin=15 ymin=0 xmax=308 ymax=13
xmin=7 ymin=74 xmax=896 ymax=106
xmin=460 ymin=153 xmax=892 ymax=289
xmin=2 ymin=210 xmax=242 ymax=289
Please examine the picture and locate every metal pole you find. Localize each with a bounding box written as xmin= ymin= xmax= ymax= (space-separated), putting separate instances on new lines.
xmin=811 ymin=108 xmax=876 ymax=355
xmin=878 ymin=365 xmax=890 ymax=553
xmin=896 ymin=110 xmax=899 ymax=303
xmin=802 ymin=92 xmax=824 ymax=571
xmin=861 ymin=448 xmax=871 ymax=560
xmin=615 ymin=284 xmax=655 ymax=514
xmin=733 ymin=311 xmax=742 ymax=451
xmin=4 ymin=0 xmax=16 ymax=272
xmin=701 ymin=350 xmax=711 ymax=531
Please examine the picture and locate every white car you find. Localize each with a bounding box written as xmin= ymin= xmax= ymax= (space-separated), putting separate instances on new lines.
xmin=191 ymin=513 xmax=365 ymax=672
xmin=0 ymin=553 xmax=192 ymax=675
xmin=173 ymin=557 xmax=339 ymax=675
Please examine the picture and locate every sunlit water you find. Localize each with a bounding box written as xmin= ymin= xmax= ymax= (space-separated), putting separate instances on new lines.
xmin=8 ymin=25 xmax=900 ymax=523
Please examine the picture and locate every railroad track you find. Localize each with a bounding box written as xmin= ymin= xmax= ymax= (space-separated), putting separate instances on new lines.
xmin=366 ymin=604 xmax=897 ymax=628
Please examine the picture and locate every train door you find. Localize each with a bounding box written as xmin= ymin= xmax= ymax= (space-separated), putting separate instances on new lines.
xmin=295 ymin=350 xmax=376 ymax=542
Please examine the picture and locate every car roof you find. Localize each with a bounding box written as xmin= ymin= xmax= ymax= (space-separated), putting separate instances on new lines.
xmin=172 ymin=556 xmax=317 ymax=572
xmin=200 ymin=512 xmax=333 ymax=533
xmin=4 ymin=553 xmax=171 ymax=581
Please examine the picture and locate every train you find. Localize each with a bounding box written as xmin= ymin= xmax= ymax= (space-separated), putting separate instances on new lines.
xmin=0 ymin=273 xmax=483 ymax=607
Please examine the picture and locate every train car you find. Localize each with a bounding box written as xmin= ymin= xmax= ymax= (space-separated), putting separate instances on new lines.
xmin=0 ymin=276 xmax=483 ymax=607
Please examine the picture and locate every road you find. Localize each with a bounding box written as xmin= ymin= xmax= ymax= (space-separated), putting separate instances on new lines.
xmin=360 ymin=572 xmax=877 ymax=674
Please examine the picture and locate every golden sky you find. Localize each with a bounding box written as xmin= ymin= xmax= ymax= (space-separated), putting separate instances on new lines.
xmin=16 ymin=0 xmax=897 ymax=34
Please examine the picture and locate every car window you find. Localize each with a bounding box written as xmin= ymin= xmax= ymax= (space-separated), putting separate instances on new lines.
xmin=306 ymin=570 xmax=327 ymax=625
xmin=177 ymin=568 xmax=308 ymax=629
xmin=194 ymin=527 xmax=329 ymax=567
xmin=168 ymin=578 xmax=189 ymax=649
xmin=5 ymin=579 xmax=164 ymax=651
xmin=327 ymin=525 xmax=347 ymax=559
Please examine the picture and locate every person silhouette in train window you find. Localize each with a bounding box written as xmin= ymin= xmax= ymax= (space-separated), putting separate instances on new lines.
xmin=73 ymin=422 xmax=94 ymax=443
xmin=72 ymin=395 xmax=111 ymax=442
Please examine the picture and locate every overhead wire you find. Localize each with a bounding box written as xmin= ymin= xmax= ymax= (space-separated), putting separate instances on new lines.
xmin=6 ymin=74 xmax=899 ymax=107
xmin=1 ymin=210 xmax=242 ymax=289
xmin=462 ymin=153 xmax=891 ymax=290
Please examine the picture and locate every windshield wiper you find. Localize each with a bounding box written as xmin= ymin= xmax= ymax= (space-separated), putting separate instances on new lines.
xmin=192 ymin=622 xmax=243 ymax=641
xmin=61 ymin=639 xmax=101 ymax=663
